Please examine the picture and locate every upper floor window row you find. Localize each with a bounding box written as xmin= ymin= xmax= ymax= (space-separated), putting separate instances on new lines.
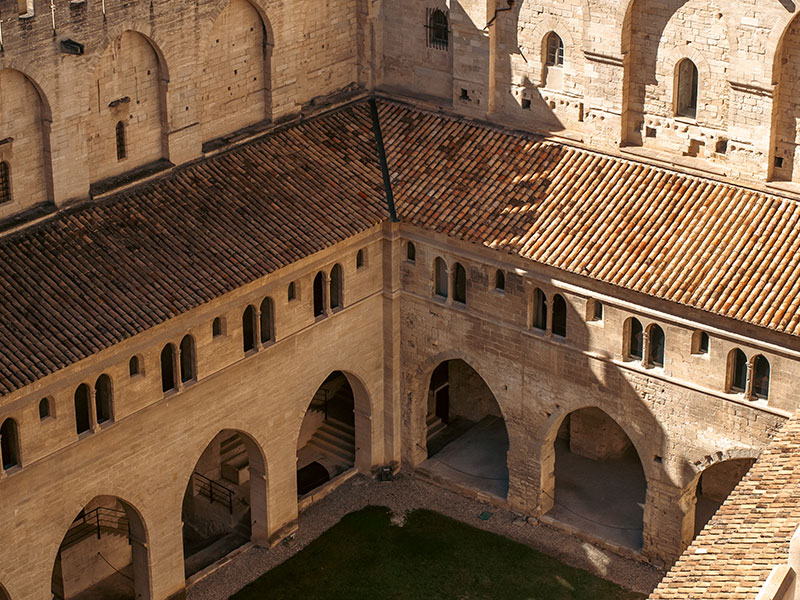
xmin=433 ymin=257 xmax=467 ymax=304
xmin=727 ymin=349 xmax=770 ymax=400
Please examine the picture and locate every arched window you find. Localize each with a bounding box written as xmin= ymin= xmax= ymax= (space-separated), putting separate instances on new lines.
xmin=434 ymin=257 xmax=448 ymax=298
xmin=94 ymin=374 xmax=113 ymax=425
xmin=288 ymin=281 xmax=297 ymax=301
xmin=0 ymin=161 xmax=11 ymax=205
xmin=427 ymin=8 xmax=448 ymax=50
xmin=180 ymin=335 xmax=196 ymax=383
xmin=0 ymin=418 xmax=19 ymax=469
xmin=692 ymin=330 xmax=709 ymax=355
xmin=38 ymin=397 xmax=51 ymax=420
xmin=260 ymin=297 xmax=274 ymax=344
xmin=648 ymin=325 xmax=665 ymax=368
xmin=161 ymin=344 xmax=177 ymax=393
xmin=495 ymin=270 xmax=505 ymax=292
xmin=407 ymin=242 xmax=416 ymax=263
xmin=129 ymin=355 xmax=140 ymax=377
xmin=627 ymin=318 xmax=644 ymax=360
xmin=330 ymin=264 xmax=343 ymax=310
xmin=533 ymin=288 xmax=547 ymax=331
xmin=242 ymin=305 xmax=257 ymax=351
xmin=453 ymin=262 xmax=467 ymax=304
xmin=676 ymin=59 xmax=699 ymax=118
xmin=545 ymin=32 xmax=564 ymax=67
xmin=115 ymin=121 xmax=127 ymax=160
xmin=212 ymin=317 xmax=223 ymax=337
xmin=587 ymin=299 xmax=603 ymax=322
xmin=552 ymin=294 xmax=567 ymax=337
xmin=313 ymin=272 xmax=326 ymax=317
xmin=752 ymin=355 xmax=770 ymax=399
xmin=74 ymin=384 xmax=92 ymax=434
xmin=728 ymin=349 xmax=747 ymax=393
xmin=356 ymin=249 xmax=365 ymax=269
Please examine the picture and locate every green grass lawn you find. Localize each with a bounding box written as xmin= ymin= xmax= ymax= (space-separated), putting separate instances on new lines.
xmin=232 ymin=506 xmax=645 ymax=600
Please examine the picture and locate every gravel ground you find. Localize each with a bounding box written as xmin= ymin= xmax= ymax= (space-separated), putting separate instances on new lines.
xmin=187 ymin=473 xmax=664 ymax=600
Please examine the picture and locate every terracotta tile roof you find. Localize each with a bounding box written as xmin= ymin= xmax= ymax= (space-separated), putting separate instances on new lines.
xmin=0 ymin=102 xmax=387 ymax=396
xmin=648 ymin=414 xmax=800 ymax=599
xmin=378 ymin=101 xmax=800 ymax=338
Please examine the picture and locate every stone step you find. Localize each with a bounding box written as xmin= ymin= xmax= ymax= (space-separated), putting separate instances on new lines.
xmin=426 ymin=415 xmax=446 ymax=440
xmin=314 ymin=428 xmax=355 ymax=452
xmin=307 ymin=436 xmax=355 ymax=463
xmin=323 ymin=418 xmax=355 ymax=438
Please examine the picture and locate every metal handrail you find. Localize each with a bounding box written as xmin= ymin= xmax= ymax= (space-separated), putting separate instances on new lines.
xmin=62 ymin=507 xmax=130 ymax=548
xmin=193 ymin=471 xmax=235 ymax=514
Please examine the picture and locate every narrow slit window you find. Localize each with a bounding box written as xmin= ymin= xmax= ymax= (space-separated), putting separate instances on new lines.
xmin=330 ymin=264 xmax=343 ymax=310
xmin=434 ymin=257 xmax=448 ymax=298
xmin=243 ymin=305 xmax=257 ymax=351
xmin=94 ymin=374 xmax=113 ymax=425
xmin=427 ymin=8 xmax=448 ymax=50
xmin=74 ymin=384 xmax=92 ymax=434
xmin=552 ymin=294 xmax=567 ymax=337
xmin=180 ymin=335 xmax=196 ymax=383
xmin=648 ymin=325 xmax=665 ymax=367
xmin=752 ymin=355 xmax=770 ymax=399
xmin=533 ymin=288 xmax=547 ymax=331
xmin=495 ymin=270 xmax=505 ymax=292
xmin=728 ymin=349 xmax=747 ymax=393
xmin=628 ymin=318 xmax=643 ymax=360
xmin=356 ymin=249 xmax=365 ymax=269
xmin=115 ymin=121 xmax=127 ymax=161
xmin=453 ymin=263 xmax=467 ymax=304
xmin=313 ymin=272 xmax=326 ymax=317
xmin=161 ymin=344 xmax=177 ymax=393
xmin=260 ymin=297 xmax=274 ymax=343
xmin=676 ymin=59 xmax=699 ymax=118
xmin=288 ymin=281 xmax=296 ymax=301
xmin=0 ymin=418 xmax=19 ymax=469
xmin=407 ymin=242 xmax=416 ymax=263
xmin=0 ymin=162 xmax=11 ymax=205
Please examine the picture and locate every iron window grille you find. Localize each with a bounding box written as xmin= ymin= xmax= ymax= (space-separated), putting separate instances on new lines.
xmin=426 ymin=8 xmax=449 ymax=50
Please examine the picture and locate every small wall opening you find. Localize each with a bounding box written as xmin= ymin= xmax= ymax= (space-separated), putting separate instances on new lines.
xmin=693 ymin=458 xmax=755 ymax=537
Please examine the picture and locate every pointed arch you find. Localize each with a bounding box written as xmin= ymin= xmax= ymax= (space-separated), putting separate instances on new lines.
xmin=259 ymin=296 xmax=274 ymax=343
xmin=180 ymin=335 xmax=196 ymax=383
xmin=329 ymin=263 xmax=343 ymax=310
xmin=74 ymin=384 xmax=92 ymax=435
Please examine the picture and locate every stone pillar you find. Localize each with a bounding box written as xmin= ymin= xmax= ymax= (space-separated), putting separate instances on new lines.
xmin=642 ymin=478 xmax=697 ymax=566
xmin=582 ymin=51 xmax=627 ymax=149
xmin=249 ymin=466 xmax=269 ymax=547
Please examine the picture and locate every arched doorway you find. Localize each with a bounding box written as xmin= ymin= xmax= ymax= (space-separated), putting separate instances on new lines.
xmin=51 ymin=496 xmax=150 ymax=600
xmin=182 ymin=430 xmax=267 ymax=578
xmin=296 ymin=371 xmax=358 ymax=497
xmin=693 ymin=458 xmax=755 ymax=537
xmin=418 ymin=359 xmax=509 ymax=500
xmin=545 ymin=408 xmax=646 ymax=551
xmin=0 ymin=583 xmax=8 ymax=600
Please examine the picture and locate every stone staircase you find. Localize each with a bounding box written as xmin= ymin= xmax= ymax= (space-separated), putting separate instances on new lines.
xmin=307 ymin=419 xmax=355 ymax=464
xmin=427 ymin=414 xmax=447 ymax=441
xmin=220 ymin=433 xmax=249 ymax=485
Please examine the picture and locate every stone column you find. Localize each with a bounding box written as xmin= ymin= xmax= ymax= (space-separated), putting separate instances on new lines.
xmin=642 ymin=478 xmax=697 ymax=566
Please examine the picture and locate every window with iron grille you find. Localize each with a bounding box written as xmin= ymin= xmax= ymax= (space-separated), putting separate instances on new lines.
xmin=115 ymin=121 xmax=127 ymax=161
xmin=545 ymin=32 xmax=564 ymax=66
xmin=426 ymin=8 xmax=449 ymax=50
xmin=0 ymin=162 xmax=10 ymax=204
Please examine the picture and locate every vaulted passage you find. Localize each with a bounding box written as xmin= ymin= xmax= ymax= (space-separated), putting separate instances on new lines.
xmin=51 ymin=496 xmax=150 ymax=600
xmin=182 ymin=430 xmax=267 ymax=579
xmin=296 ymin=371 xmax=356 ymax=496
xmin=418 ymin=360 xmax=509 ymax=501
xmin=693 ymin=458 xmax=755 ymax=537
xmin=545 ymin=408 xmax=646 ymax=551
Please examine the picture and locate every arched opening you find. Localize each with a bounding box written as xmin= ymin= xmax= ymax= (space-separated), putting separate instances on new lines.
xmin=625 ymin=317 xmax=644 ymax=361
xmin=129 ymin=355 xmax=140 ymax=377
xmin=587 ymin=299 xmax=603 ymax=322
xmin=452 ymin=262 xmax=466 ymax=304
xmin=647 ymin=324 xmax=665 ymax=368
xmin=51 ymin=496 xmax=151 ymax=600
xmin=434 ymin=257 xmax=448 ymax=298
xmin=259 ymin=297 xmax=274 ymax=344
xmin=94 ymin=374 xmax=113 ymax=425
xmin=0 ymin=583 xmax=9 ymax=600
xmin=533 ymin=288 xmax=547 ymax=331
xmin=494 ymin=269 xmax=505 ymax=292
xmin=552 ymin=294 xmax=567 ymax=337
xmin=545 ymin=408 xmax=646 ymax=551
xmin=675 ymin=59 xmax=699 ymax=118
xmin=693 ymin=458 xmax=755 ymax=537
xmin=418 ymin=360 xmax=509 ymax=501
xmin=752 ymin=355 xmax=770 ymax=400
xmin=0 ymin=162 xmax=10 ymax=205
xmin=287 ymin=281 xmax=296 ymax=301
xmin=727 ymin=348 xmax=747 ymax=393
xmin=297 ymin=371 xmax=361 ymax=497
xmin=74 ymin=384 xmax=92 ymax=435
xmin=692 ymin=330 xmax=709 ymax=355
xmin=212 ymin=317 xmax=223 ymax=337
xmin=115 ymin=121 xmax=127 ymax=161
xmin=182 ymin=430 xmax=267 ymax=578
xmin=329 ymin=264 xmax=343 ymax=311
xmin=1 ymin=418 xmax=20 ymax=469
xmin=545 ymin=32 xmax=564 ymax=67
xmin=427 ymin=8 xmax=449 ymax=50
xmin=161 ymin=344 xmax=177 ymax=393
xmin=180 ymin=335 xmax=196 ymax=383
xmin=407 ymin=241 xmax=416 ymax=263
xmin=39 ymin=397 xmax=52 ymax=420
xmin=356 ymin=249 xmax=365 ymax=269
xmin=313 ymin=272 xmax=326 ymax=317
xmin=242 ymin=305 xmax=257 ymax=352
xmin=201 ymin=0 xmax=269 ymax=142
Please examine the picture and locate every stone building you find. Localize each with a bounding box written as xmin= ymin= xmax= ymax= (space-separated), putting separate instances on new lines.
xmin=0 ymin=0 xmax=799 ymax=598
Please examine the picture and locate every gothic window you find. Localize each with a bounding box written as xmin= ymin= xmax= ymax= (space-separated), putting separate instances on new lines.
xmin=692 ymin=330 xmax=709 ymax=355
xmin=627 ymin=318 xmax=643 ymax=361
xmin=552 ymin=294 xmax=567 ymax=337
xmin=161 ymin=344 xmax=177 ymax=392
xmin=243 ymin=305 xmax=257 ymax=351
xmin=330 ymin=264 xmax=343 ymax=310
xmin=587 ymin=299 xmax=603 ymax=322
xmin=752 ymin=355 xmax=770 ymax=399
xmin=260 ymin=297 xmax=274 ymax=344
xmin=648 ymin=325 xmax=665 ymax=368
xmin=427 ymin=8 xmax=448 ymax=50
xmin=434 ymin=257 xmax=448 ymax=298
xmin=38 ymin=397 xmax=51 ymax=420
xmin=180 ymin=335 xmax=196 ymax=383
xmin=545 ymin=32 xmax=564 ymax=67
xmin=115 ymin=121 xmax=127 ymax=161
xmin=728 ymin=349 xmax=747 ymax=393
xmin=0 ymin=419 xmax=19 ymax=469
xmin=407 ymin=242 xmax=416 ymax=263
xmin=676 ymin=59 xmax=699 ymax=118
xmin=533 ymin=288 xmax=547 ymax=331
xmin=313 ymin=272 xmax=326 ymax=317
xmin=453 ymin=262 xmax=466 ymax=304
xmin=495 ymin=270 xmax=505 ymax=292
xmin=74 ymin=384 xmax=92 ymax=434
xmin=94 ymin=374 xmax=113 ymax=424
xmin=0 ymin=162 xmax=11 ymax=205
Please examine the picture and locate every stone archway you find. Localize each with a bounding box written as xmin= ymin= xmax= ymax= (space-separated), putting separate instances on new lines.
xmin=543 ymin=407 xmax=647 ymax=551
xmin=692 ymin=457 xmax=755 ymax=537
xmin=181 ymin=429 xmax=268 ymax=579
xmin=416 ymin=359 xmax=510 ymax=501
xmin=51 ymin=496 xmax=151 ymax=600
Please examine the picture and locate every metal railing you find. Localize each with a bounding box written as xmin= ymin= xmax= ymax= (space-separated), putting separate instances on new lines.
xmin=309 ymin=388 xmax=329 ymax=420
xmin=193 ymin=471 xmax=235 ymax=514
xmin=61 ymin=507 xmax=130 ymax=549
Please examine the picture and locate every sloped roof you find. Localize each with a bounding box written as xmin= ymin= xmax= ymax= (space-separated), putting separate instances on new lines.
xmin=1 ymin=98 xmax=800 ymax=396
xmin=648 ymin=413 xmax=800 ymax=599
